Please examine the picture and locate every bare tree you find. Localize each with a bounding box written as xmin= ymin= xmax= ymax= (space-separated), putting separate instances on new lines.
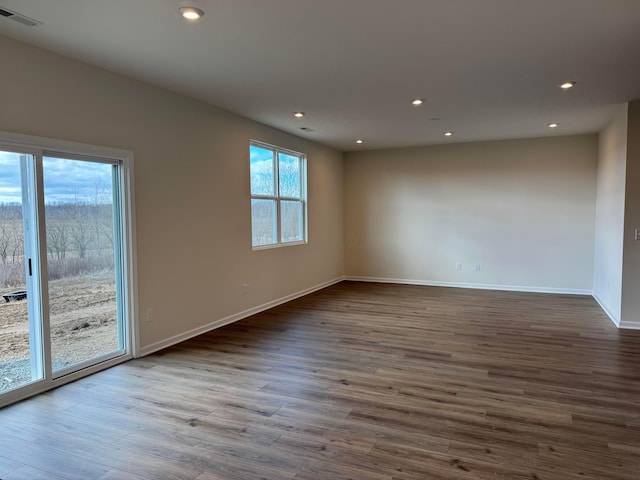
xmin=70 ymin=207 xmax=92 ymax=259
xmin=10 ymin=227 xmax=23 ymax=264
xmin=0 ymin=204 xmax=23 ymax=264
xmin=0 ymin=216 xmax=10 ymax=264
xmin=46 ymin=206 xmax=70 ymax=260
xmin=90 ymin=177 xmax=114 ymax=252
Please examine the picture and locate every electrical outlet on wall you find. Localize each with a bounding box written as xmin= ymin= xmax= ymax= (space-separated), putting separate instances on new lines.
xmin=474 ymin=264 xmax=481 ymax=271
xmin=455 ymin=263 xmax=462 ymax=271
xmin=242 ymin=282 xmax=249 ymax=295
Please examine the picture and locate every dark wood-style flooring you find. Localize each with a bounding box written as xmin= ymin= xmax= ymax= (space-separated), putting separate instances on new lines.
xmin=1 ymin=281 xmax=640 ymax=480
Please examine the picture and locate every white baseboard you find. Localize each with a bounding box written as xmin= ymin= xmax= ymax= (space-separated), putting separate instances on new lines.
xmin=592 ymin=292 xmax=620 ymax=327
xmin=344 ymin=275 xmax=592 ymax=296
xmin=619 ymin=321 xmax=640 ymax=330
xmin=591 ymin=293 xmax=640 ymax=329
xmin=137 ymin=276 xmax=345 ymax=357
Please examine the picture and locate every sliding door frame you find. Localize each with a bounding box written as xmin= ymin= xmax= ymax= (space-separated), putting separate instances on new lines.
xmin=0 ymin=131 xmax=139 ymax=408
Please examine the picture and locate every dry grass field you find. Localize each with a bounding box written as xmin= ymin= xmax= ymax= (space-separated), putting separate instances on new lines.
xmin=0 ymin=273 xmax=118 ymax=390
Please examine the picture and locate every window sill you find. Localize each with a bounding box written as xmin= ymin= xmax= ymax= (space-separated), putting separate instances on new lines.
xmin=252 ymin=240 xmax=307 ymax=251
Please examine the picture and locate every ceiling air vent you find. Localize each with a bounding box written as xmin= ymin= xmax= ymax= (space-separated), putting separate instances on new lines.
xmin=300 ymin=127 xmax=315 ymax=132
xmin=0 ymin=6 xmax=42 ymax=27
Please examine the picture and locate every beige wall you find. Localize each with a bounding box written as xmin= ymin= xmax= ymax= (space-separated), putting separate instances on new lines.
xmin=621 ymin=100 xmax=640 ymax=326
xmin=1 ymin=34 xmax=634 ymax=339
xmin=593 ymin=105 xmax=628 ymax=323
xmin=344 ymin=136 xmax=598 ymax=292
xmin=0 ymin=35 xmax=344 ymax=352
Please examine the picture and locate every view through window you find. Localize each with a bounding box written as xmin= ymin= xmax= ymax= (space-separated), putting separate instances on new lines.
xmin=250 ymin=141 xmax=307 ymax=248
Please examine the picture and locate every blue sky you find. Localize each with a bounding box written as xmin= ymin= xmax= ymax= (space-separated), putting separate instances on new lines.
xmin=250 ymin=144 xmax=275 ymax=196
xmin=0 ymin=152 xmax=21 ymax=203
xmin=0 ymin=152 xmax=113 ymax=204
xmin=250 ymin=145 xmax=301 ymax=198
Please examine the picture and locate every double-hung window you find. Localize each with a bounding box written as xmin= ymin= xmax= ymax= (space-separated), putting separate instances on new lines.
xmin=250 ymin=141 xmax=307 ymax=248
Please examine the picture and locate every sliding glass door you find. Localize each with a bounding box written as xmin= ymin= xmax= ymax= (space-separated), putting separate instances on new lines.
xmin=43 ymin=156 xmax=125 ymax=374
xmin=0 ymin=151 xmax=43 ymax=395
xmin=0 ymin=136 xmax=134 ymax=405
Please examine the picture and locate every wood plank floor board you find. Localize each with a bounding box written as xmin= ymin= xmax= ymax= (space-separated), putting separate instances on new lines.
xmin=206 ymin=381 xmax=347 ymax=418
xmin=196 ymin=416 xmax=283 ymax=447
xmin=0 ymin=408 xmax=57 ymax=442
xmin=0 ymin=432 xmax=112 ymax=480
xmin=0 ymin=455 xmax=24 ymax=479
xmin=1 ymin=465 xmax=69 ymax=480
xmin=32 ymin=381 xmax=141 ymax=413
xmin=1 ymin=281 xmax=640 ymax=479
xmin=31 ymin=429 xmax=203 ymax=480
xmin=96 ymin=469 xmax=155 ymax=480
xmin=111 ymin=430 xmax=296 ymax=477
xmin=271 ymin=405 xmax=452 ymax=453
xmin=193 ymin=472 xmax=256 ymax=480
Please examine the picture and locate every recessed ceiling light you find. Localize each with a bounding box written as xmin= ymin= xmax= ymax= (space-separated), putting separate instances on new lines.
xmin=548 ymin=123 xmax=559 ymax=128
xmin=412 ymin=98 xmax=424 ymax=106
xmin=293 ymin=112 xmax=305 ymax=118
xmin=179 ymin=7 xmax=204 ymax=20
xmin=356 ymin=139 xmax=364 ymax=144
xmin=444 ymin=131 xmax=454 ymax=137
xmin=560 ymin=81 xmax=576 ymax=90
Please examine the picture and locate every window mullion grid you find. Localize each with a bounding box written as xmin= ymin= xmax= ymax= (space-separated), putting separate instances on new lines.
xmin=251 ymin=194 xmax=277 ymax=200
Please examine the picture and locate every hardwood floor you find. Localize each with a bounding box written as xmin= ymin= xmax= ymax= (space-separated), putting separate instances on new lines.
xmin=1 ymin=281 xmax=640 ymax=480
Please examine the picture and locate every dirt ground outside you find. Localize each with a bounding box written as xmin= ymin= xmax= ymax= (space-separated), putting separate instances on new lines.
xmin=0 ymin=272 xmax=119 ymax=391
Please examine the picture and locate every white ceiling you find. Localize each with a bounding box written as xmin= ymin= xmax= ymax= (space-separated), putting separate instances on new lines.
xmin=1 ymin=0 xmax=639 ymax=151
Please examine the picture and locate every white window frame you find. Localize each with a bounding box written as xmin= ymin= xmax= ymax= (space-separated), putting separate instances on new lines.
xmin=250 ymin=140 xmax=307 ymax=249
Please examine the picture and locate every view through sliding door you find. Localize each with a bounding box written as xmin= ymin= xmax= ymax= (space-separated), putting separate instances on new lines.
xmin=0 ymin=139 xmax=134 ymax=405
xmin=43 ymin=155 xmax=126 ymax=375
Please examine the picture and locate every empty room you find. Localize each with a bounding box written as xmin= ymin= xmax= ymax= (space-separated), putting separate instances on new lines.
xmin=1 ymin=1 xmax=640 ymax=479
